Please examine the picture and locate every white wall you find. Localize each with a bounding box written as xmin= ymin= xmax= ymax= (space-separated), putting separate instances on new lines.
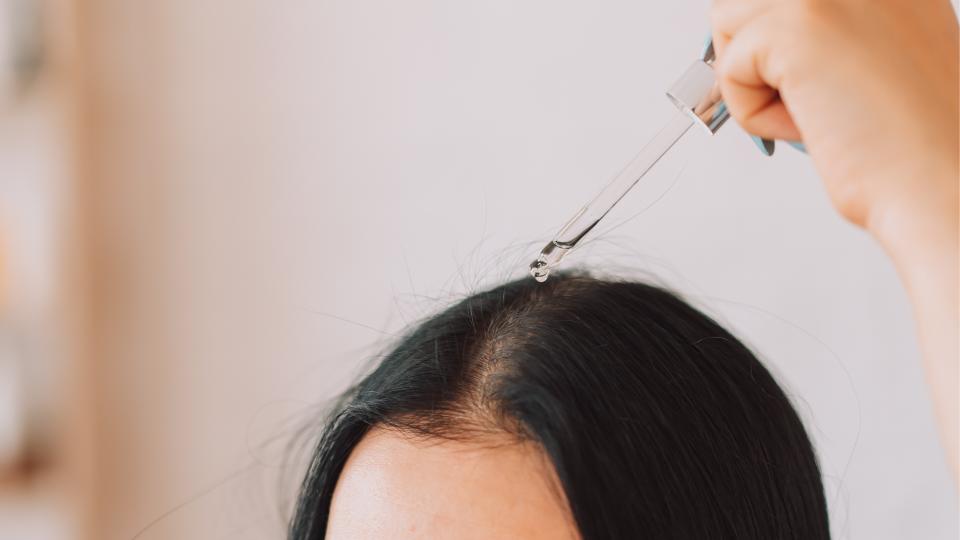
xmin=84 ymin=1 xmax=957 ymax=538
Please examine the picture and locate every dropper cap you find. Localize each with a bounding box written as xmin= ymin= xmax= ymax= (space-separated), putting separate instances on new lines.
xmin=665 ymin=40 xmax=730 ymax=134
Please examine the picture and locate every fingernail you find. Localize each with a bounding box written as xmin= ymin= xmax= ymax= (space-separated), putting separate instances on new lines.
xmin=711 ymin=102 xmax=728 ymax=125
xmin=751 ymin=135 xmax=775 ymax=156
xmin=701 ymin=34 xmax=714 ymax=59
xmin=786 ymin=141 xmax=807 ymax=153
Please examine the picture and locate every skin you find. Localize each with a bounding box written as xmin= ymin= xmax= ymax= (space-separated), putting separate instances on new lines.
xmin=711 ymin=0 xmax=959 ymax=479
xmin=326 ymin=427 xmax=581 ymax=540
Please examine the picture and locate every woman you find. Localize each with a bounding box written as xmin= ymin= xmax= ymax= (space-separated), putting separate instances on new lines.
xmin=291 ymin=0 xmax=957 ymax=536
xmin=290 ymin=274 xmax=830 ymax=539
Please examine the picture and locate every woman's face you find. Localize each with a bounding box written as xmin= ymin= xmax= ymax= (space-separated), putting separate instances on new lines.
xmin=325 ymin=426 xmax=580 ymax=539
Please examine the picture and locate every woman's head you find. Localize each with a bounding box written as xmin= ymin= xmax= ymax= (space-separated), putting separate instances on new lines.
xmin=290 ymin=273 xmax=830 ymax=539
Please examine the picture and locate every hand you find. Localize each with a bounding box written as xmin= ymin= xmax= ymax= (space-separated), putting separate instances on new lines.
xmin=711 ymin=0 xmax=958 ymax=231
xmin=711 ymin=0 xmax=960 ymax=480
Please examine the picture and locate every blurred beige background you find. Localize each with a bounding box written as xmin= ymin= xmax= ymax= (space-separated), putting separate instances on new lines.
xmin=0 ymin=0 xmax=957 ymax=538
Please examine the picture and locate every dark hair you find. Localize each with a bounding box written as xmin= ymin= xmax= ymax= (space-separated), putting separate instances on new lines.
xmin=289 ymin=273 xmax=830 ymax=539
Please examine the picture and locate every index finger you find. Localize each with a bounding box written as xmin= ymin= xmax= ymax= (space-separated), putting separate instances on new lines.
xmin=710 ymin=0 xmax=779 ymax=57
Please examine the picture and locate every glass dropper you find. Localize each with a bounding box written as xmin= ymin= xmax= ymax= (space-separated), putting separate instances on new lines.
xmin=529 ymin=111 xmax=694 ymax=282
xmin=529 ymin=38 xmax=732 ymax=283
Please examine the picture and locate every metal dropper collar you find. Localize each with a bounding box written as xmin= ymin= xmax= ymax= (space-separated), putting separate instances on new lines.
xmin=666 ymin=40 xmax=730 ymax=135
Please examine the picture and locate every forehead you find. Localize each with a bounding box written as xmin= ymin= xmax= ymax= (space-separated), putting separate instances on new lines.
xmin=325 ymin=427 xmax=580 ymax=540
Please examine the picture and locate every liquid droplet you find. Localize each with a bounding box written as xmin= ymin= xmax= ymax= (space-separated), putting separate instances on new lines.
xmin=529 ymin=260 xmax=550 ymax=283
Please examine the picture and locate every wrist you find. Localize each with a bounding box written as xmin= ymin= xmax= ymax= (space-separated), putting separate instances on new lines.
xmin=868 ymin=163 xmax=958 ymax=286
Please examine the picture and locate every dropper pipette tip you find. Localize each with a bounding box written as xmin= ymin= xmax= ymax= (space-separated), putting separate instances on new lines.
xmin=529 ymin=259 xmax=550 ymax=283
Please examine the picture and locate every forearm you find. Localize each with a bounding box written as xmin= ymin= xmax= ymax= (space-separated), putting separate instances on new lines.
xmin=871 ymin=166 xmax=959 ymax=478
